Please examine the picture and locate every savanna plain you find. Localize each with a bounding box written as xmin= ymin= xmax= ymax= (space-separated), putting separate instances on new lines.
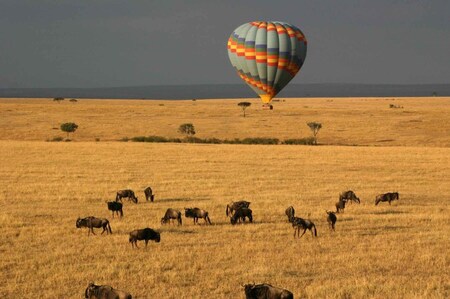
xmin=0 ymin=97 xmax=449 ymax=298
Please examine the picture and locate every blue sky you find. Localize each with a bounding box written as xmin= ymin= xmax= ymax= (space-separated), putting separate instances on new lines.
xmin=1 ymin=0 xmax=449 ymax=88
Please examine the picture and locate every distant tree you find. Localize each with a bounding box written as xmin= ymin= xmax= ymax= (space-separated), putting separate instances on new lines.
xmin=69 ymin=98 xmax=78 ymax=103
xmin=53 ymin=97 xmax=64 ymax=103
xmin=238 ymin=102 xmax=252 ymax=117
xmin=178 ymin=123 xmax=195 ymax=136
xmin=307 ymin=122 xmax=322 ymax=145
xmin=60 ymin=122 xmax=78 ymax=138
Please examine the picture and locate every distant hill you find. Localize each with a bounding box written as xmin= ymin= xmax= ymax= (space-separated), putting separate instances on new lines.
xmin=0 ymin=83 xmax=449 ymax=99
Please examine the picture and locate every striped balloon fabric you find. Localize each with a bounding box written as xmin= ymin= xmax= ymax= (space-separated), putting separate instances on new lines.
xmin=227 ymin=21 xmax=307 ymax=104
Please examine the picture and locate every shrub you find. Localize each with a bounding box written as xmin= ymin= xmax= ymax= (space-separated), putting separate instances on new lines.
xmin=307 ymin=122 xmax=322 ymax=145
xmin=60 ymin=122 xmax=78 ymax=138
xmin=283 ymin=137 xmax=315 ymax=145
xmin=178 ymin=123 xmax=195 ymax=136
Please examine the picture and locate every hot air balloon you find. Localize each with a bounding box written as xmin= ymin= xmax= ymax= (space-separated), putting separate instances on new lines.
xmin=227 ymin=21 xmax=307 ymax=107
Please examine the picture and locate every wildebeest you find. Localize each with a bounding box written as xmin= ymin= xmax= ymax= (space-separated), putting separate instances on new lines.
xmin=106 ymin=201 xmax=123 ymax=218
xmin=85 ymin=282 xmax=132 ymax=299
xmin=76 ymin=217 xmax=112 ymax=236
xmin=129 ymin=228 xmax=160 ymax=248
xmin=161 ymin=208 xmax=182 ymax=225
xmin=285 ymin=206 xmax=295 ymax=222
xmin=116 ymin=189 xmax=138 ymax=204
xmin=226 ymin=200 xmax=251 ymax=217
xmin=292 ymin=217 xmax=317 ymax=239
xmin=144 ymin=186 xmax=155 ymax=202
xmin=230 ymin=207 xmax=253 ymax=225
xmin=339 ymin=190 xmax=360 ymax=204
xmin=335 ymin=200 xmax=346 ymax=213
xmin=375 ymin=192 xmax=399 ymax=205
xmin=326 ymin=210 xmax=337 ymax=230
xmin=185 ymin=207 xmax=212 ymax=225
xmin=244 ymin=283 xmax=293 ymax=299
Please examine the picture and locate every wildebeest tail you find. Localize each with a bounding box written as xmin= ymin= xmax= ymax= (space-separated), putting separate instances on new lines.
xmin=226 ymin=205 xmax=230 ymax=217
xmin=178 ymin=212 xmax=182 ymax=225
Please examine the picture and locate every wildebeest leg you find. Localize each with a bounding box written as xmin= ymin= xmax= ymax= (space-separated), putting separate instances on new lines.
xmin=299 ymin=228 xmax=307 ymax=238
xmin=134 ymin=241 xmax=139 ymax=249
xmin=294 ymin=226 xmax=301 ymax=238
xmin=145 ymin=240 xmax=149 ymax=248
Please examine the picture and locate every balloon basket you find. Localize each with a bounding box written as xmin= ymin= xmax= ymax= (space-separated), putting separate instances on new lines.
xmin=262 ymin=104 xmax=273 ymax=110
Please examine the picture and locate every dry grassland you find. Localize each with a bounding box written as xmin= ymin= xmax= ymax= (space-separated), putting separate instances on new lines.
xmin=0 ymin=97 xmax=449 ymax=298
xmin=0 ymin=97 xmax=450 ymax=146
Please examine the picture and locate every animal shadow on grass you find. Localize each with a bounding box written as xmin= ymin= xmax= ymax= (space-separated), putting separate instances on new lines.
xmin=161 ymin=228 xmax=197 ymax=234
xmin=160 ymin=197 xmax=210 ymax=203
xmin=372 ymin=210 xmax=407 ymax=215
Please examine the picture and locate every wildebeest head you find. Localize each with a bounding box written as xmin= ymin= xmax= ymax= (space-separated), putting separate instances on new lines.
xmin=243 ymin=283 xmax=255 ymax=295
xmin=76 ymin=217 xmax=82 ymax=228
xmin=184 ymin=208 xmax=193 ymax=217
xmin=85 ymin=282 xmax=97 ymax=298
xmin=154 ymin=232 xmax=161 ymax=243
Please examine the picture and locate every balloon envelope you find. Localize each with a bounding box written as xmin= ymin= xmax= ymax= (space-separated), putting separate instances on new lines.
xmin=227 ymin=21 xmax=307 ymax=104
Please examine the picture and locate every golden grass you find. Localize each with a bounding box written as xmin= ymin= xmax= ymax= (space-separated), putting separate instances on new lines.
xmin=0 ymin=140 xmax=449 ymax=298
xmin=1 ymin=97 xmax=450 ymax=146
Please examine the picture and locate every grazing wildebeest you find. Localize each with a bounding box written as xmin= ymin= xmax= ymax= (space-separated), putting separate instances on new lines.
xmin=230 ymin=207 xmax=253 ymax=225
xmin=326 ymin=210 xmax=337 ymax=230
xmin=161 ymin=208 xmax=182 ymax=225
xmin=116 ymin=189 xmax=138 ymax=204
xmin=76 ymin=217 xmax=112 ymax=236
xmin=285 ymin=206 xmax=295 ymax=222
xmin=226 ymin=200 xmax=251 ymax=217
xmin=85 ymin=282 xmax=132 ymax=299
xmin=144 ymin=186 xmax=155 ymax=202
xmin=292 ymin=217 xmax=317 ymax=239
xmin=335 ymin=200 xmax=346 ymax=213
xmin=339 ymin=190 xmax=360 ymax=204
xmin=244 ymin=283 xmax=293 ymax=299
xmin=129 ymin=228 xmax=160 ymax=248
xmin=106 ymin=201 xmax=123 ymax=218
xmin=375 ymin=192 xmax=399 ymax=205
xmin=184 ymin=207 xmax=212 ymax=225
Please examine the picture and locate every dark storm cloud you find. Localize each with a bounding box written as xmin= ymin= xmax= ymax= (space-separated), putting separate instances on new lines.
xmin=1 ymin=0 xmax=449 ymax=88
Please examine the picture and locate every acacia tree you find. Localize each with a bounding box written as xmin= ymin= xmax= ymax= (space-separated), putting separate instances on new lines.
xmin=178 ymin=123 xmax=195 ymax=136
xmin=307 ymin=122 xmax=322 ymax=145
xmin=60 ymin=122 xmax=78 ymax=138
xmin=238 ymin=102 xmax=251 ymax=117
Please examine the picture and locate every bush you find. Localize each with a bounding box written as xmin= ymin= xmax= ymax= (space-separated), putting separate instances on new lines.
xmin=129 ymin=136 xmax=318 ymax=146
xmin=178 ymin=123 xmax=195 ymax=136
xmin=283 ymin=137 xmax=315 ymax=145
xmin=60 ymin=122 xmax=78 ymax=138
xmin=241 ymin=138 xmax=279 ymax=145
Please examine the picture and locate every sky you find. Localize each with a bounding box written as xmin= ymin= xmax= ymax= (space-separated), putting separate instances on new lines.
xmin=1 ymin=0 xmax=449 ymax=88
